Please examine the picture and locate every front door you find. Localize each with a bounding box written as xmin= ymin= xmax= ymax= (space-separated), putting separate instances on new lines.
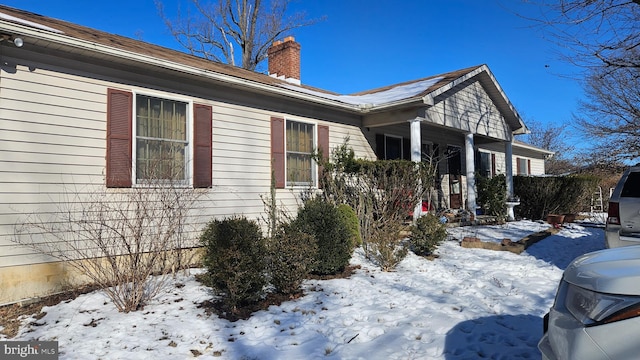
xmin=447 ymin=146 xmax=462 ymax=209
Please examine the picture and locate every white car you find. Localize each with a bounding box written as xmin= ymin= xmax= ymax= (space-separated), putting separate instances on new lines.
xmin=606 ymin=166 xmax=640 ymax=248
xmin=538 ymin=246 xmax=640 ymax=359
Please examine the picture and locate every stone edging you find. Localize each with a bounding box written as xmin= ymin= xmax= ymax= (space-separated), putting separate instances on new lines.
xmin=460 ymin=227 xmax=561 ymax=254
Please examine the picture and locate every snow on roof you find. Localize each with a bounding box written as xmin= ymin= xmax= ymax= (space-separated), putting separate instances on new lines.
xmin=280 ymin=77 xmax=443 ymax=106
xmin=0 ymin=11 xmax=64 ymax=33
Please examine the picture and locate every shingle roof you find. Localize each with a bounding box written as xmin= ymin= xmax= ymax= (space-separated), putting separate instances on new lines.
xmin=0 ymin=5 xmax=479 ymax=97
xmin=0 ymin=5 xmax=285 ymax=87
xmin=0 ymin=4 xmax=526 ymax=133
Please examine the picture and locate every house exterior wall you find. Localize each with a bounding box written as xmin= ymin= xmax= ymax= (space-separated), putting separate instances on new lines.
xmin=425 ymin=81 xmax=512 ymax=141
xmin=478 ymin=143 xmax=547 ymax=176
xmin=0 ymin=51 xmax=372 ymax=305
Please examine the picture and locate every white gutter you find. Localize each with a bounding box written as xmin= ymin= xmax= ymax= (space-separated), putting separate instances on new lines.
xmin=0 ymin=19 xmax=367 ymax=113
xmin=512 ymin=141 xmax=555 ymax=155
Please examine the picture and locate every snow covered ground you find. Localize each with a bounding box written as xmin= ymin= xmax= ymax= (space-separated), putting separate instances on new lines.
xmin=2 ymin=219 xmax=606 ymax=359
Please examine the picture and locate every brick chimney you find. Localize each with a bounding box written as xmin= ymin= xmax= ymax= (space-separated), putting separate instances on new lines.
xmin=268 ymin=36 xmax=301 ymax=85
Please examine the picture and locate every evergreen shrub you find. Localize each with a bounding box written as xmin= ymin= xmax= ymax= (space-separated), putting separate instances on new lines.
xmin=337 ymin=204 xmax=362 ymax=248
xmin=268 ymin=223 xmax=317 ymax=295
xmin=410 ymin=213 xmax=447 ymax=256
xmin=200 ymin=216 xmax=266 ymax=311
xmin=293 ymin=198 xmax=352 ymax=275
xmin=514 ymin=175 xmax=599 ymax=220
xmin=476 ymin=173 xmax=507 ymax=219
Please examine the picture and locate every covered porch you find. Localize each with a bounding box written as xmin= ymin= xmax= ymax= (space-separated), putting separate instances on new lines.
xmin=364 ymin=120 xmax=517 ymax=213
xmin=359 ymin=65 xmax=529 ymax=213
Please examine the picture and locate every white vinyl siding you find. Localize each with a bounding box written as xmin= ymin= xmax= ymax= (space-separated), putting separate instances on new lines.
xmin=0 ymin=59 xmax=372 ymax=304
xmin=0 ymin=57 xmax=373 ymax=273
xmin=425 ymin=81 xmax=512 ymax=141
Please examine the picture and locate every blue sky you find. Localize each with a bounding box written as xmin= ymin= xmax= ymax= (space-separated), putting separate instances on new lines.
xmin=2 ymin=0 xmax=583 ymax=140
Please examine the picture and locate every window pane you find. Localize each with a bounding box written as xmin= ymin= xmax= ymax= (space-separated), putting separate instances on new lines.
xmin=136 ymin=95 xmax=186 ymax=140
xmin=136 ymin=139 xmax=186 ymax=180
xmin=135 ymin=95 xmax=187 ymax=182
xmin=621 ymin=172 xmax=640 ymax=197
xmin=386 ymin=136 xmax=402 ymax=160
xmin=480 ymin=152 xmax=491 ymax=177
xmin=287 ymin=153 xmax=312 ymax=184
xmin=518 ymin=158 xmax=528 ymax=175
xmin=286 ymin=120 xmax=315 ymax=185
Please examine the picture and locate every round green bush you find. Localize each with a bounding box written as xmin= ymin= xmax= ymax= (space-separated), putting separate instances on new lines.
xmin=337 ymin=204 xmax=362 ymax=248
xmin=200 ymin=216 xmax=266 ymax=310
xmin=293 ymin=198 xmax=352 ymax=275
xmin=410 ymin=213 xmax=447 ymax=256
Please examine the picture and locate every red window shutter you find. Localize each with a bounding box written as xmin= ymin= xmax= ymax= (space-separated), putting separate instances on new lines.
xmin=527 ymin=159 xmax=531 ymax=175
xmin=491 ymin=153 xmax=496 ymax=176
xmin=516 ymin=157 xmax=521 ymax=175
xmin=271 ymin=117 xmax=285 ymax=188
xmin=317 ymin=125 xmax=329 ymax=189
xmin=106 ymin=89 xmax=132 ymax=188
xmin=193 ymin=104 xmax=213 ymax=188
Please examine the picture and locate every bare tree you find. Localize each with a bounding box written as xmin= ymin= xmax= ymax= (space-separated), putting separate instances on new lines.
xmin=156 ymin=0 xmax=320 ymax=71
xmin=517 ymin=1 xmax=640 ymax=164
xmin=520 ymin=0 xmax=640 ymax=69
xmin=575 ymin=63 xmax=640 ymax=162
xmin=519 ymin=119 xmax=577 ymax=174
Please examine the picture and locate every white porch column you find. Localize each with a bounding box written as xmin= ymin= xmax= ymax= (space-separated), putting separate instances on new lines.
xmin=505 ymin=141 xmax=514 ymax=198
xmin=464 ymin=132 xmax=477 ymax=213
xmin=410 ymin=118 xmax=422 ymax=218
xmin=410 ymin=119 xmax=421 ymax=163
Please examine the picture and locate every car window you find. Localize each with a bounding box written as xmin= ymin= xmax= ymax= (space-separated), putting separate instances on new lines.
xmin=621 ymin=172 xmax=640 ymax=197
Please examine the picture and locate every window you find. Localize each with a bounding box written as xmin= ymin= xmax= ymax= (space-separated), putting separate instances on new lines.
xmin=135 ymin=95 xmax=188 ymax=182
xmin=477 ymin=151 xmax=492 ymax=177
xmin=270 ymin=117 xmax=328 ymax=189
xmin=385 ymin=135 xmax=403 ymax=160
xmin=106 ymin=89 xmax=212 ymax=188
xmin=517 ymin=157 xmax=530 ymax=175
xmin=286 ymin=120 xmax=315 ymax=185
xmin=374 ymin=134 xmax=410 ymax=160
xmin=621 ymin=172 xmax=640 ymax=198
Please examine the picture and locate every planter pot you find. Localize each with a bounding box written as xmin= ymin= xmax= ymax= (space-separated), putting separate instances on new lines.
xmin=546 ymin=214 xmax=565 ymax=225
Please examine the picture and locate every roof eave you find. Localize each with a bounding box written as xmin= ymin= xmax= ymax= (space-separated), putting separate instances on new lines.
xmin=513 ymin=141 xmax=555 ymax=155
xmin=0 ymin=20 xmax=366 ymax=113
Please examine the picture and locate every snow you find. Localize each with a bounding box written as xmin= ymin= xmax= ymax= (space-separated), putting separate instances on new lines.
xmin=2 ymin=219 xmax=606 ymax=359
xmin=280 ymin=77 xmax=443 ymax=106
xmin=0 ymin=11 xmax=64 ymax=33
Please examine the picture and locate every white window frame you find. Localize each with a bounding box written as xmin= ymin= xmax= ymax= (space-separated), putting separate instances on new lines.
xmin=132 ymin=91 xmax=193 ymax=186
xmin=285 ymin=118 xmax=318 ymax=187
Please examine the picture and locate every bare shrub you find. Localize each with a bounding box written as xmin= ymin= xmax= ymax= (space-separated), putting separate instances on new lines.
xmin=261 ymin=171 xmax=315 ymax=296
xmin=14 ymin=169 xmax=206 ymax=312
xmin=318 ymin=139 xmax=435 ymax=271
